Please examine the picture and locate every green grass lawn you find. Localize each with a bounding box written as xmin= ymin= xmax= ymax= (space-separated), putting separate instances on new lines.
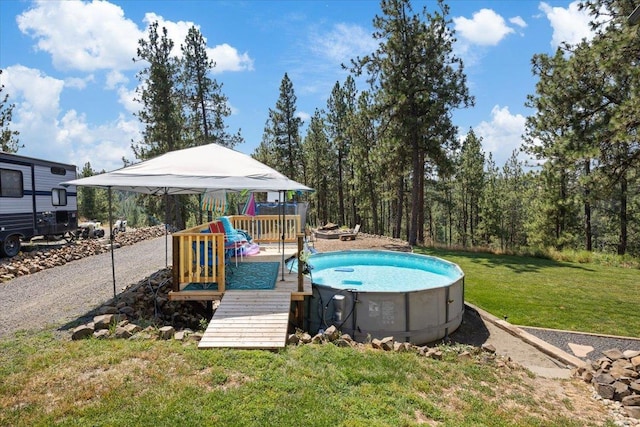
xmin=2 ymin=248 xmax=634 ymax=425
xmin=0 ymin=332 xmax=612 ymax=427
xmin=415 ymin=246 xmax=639 ymax=337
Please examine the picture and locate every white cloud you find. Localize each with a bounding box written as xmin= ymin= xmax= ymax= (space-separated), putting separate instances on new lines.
xmin=17 ymin=0 xmax=143 ymax=72
xmin=509 ymin=16 xmax=527 ymax=28
xmin=539 ymin=1 xmax=596 ymax=48
xmin=208 ymin=43 xmax=254 ymax=73
xmin=2 ymin=65 xmax=138 ymax=171
xmin=474 ymin=105 xmax=527 ymax=166
xmin=64 ymin=75 xmax=95 ymax=90
xmin=142 ymin=12 xmax=195 ymax=58
xmin=140 ymin=13 xmax=253 ymax=73
xmin=453 ymin=9 xmax=515 ymax=46
xmin=105 ymin=71 xmax=128 ymax=90
xmin=117 ymin=86 xmax=139 ymax=115
xmin=70 ymin=116 xmax=140 ymax=171
xmin=296 ymin=111 xmax=311 ymax=124
xmin=3 ymin=65 xmax=63 ymax=117
xmin=310 ymin=23 xmax=377 ymax=64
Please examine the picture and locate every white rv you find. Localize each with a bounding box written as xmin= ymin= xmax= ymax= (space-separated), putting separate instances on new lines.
xmin=0 ymin=152 xmax=78 ymax=257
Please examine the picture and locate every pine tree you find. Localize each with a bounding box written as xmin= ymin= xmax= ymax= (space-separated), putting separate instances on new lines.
xmin=302 ymin=109 xmax=335 ymax=225
xmin=266 ymin=73 xmax=304 ymax=182
xmin=350 ymin=0 xmax=473 ymax=245
xmin=180 ymin=26 xmax=242 ymax=148
xmin=132 ymin=21 xmax=186 ymax=229
xmin=0 ymin=70 xmax=21 ymax=153
xmin=455 ymin=129 xmax=485 ymax=247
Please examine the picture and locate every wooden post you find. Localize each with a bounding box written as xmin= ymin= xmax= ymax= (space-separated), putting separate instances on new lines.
xmin=297 ymin=234 xmax=304 ymax=292
xmin=296 ymin=233 xmax=305 ymax=328
xmin=172 ymin=234 xmax=180 ymax=291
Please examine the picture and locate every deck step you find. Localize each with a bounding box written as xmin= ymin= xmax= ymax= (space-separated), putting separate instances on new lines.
xmin=198 ymin=291 xmax=292 ymax=349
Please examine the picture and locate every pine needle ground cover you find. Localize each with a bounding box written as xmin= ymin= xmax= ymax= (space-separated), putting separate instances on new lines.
xmin=415 ymin=247 xmax=639 ymax=337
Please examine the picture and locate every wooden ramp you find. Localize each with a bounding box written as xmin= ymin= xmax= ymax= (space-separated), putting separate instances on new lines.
xmin=199 ymin=291 xmax=291 ymax=350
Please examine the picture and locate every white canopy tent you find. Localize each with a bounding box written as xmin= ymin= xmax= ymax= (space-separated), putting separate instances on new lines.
xmin=64 ymin=143 xmax=312 ymax=194
xmin=63 ymin=143 xmax=313 ymax=296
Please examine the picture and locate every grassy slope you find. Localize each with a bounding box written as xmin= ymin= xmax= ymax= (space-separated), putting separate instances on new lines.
xmin=0 ymin=333 xmax=610 ymax=427
xmin=415 ymin=247 xmax=639 ymax=337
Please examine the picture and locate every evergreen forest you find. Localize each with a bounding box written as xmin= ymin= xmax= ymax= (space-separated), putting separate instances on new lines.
xmin=2 ymin=0 xmax=638 ymax=257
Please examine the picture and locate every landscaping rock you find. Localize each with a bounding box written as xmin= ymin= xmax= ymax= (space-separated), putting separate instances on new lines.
xmin=603 ymin=348 xmax=625 ymax=361
xmin=114 ymin=326 xmax=133 ymax=339
xmin=287 ymin=334 xmax=300 ymax=345
xmin=380 ymin=336 xmax=394 ymax=351
xmin=576 ymin=347 xmax=640 ymax=424
xmin=71 ymin=324 xmax=94 ymax=340
xmin=158 ymin=326 xmax=175 ymax=340
xmin=481 ymin=343 xmax=496 ymax=353
xmin=323 ymin=325 xmax=339 ymax=341
xmin=93 ymin=314 xmax=115 ymax=330
xmin=622 ymin=395 xmax=640 ymax=407
xmin=93 ymin=329 xmax=110 ymax=339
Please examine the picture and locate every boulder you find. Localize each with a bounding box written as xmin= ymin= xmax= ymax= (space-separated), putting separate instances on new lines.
xmin=71 ymin=324 xmax=94 ymax=340
xmin=93 ymin=329 xmax=110 ymax=339
xmin=158 ymin=325 xmax=175 ymax=340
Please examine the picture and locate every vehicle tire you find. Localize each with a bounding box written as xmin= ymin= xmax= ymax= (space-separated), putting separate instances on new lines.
xmin=1 ymin=234 xmax=21 ymax=258
xmin=64 ymin=231 xmax=78 ymax=243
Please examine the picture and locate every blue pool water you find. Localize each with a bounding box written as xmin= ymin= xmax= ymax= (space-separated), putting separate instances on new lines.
xmin=293 ymin=250 xmax=463 ymax=293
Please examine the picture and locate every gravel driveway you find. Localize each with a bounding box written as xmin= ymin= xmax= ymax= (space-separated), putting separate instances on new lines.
xmin=0 ymin=236 xmax=172 ymax=339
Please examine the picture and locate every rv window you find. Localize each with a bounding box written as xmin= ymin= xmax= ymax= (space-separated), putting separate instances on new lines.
xmin=0 ymin=168 xmax=23 ymax=198
xmin=52 ymin=188 xmax=67 ymax=206
xmin=51 ymin=167 xmax=67 ymax=176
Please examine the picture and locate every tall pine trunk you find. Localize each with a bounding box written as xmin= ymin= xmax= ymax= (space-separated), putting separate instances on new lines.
xmin=617 ymin=174 xmax=627 ymax=255
xmin=583 ymin=159 xmax=592 ymax=251
xmin=409 ymin=137 xmax=420 ymax=246
xmin=394 ymin=176 xmax=404 ymax=239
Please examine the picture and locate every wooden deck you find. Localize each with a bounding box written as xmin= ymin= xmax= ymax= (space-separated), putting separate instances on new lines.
xmin=198 ymin=290 xmax=292 ymax=349
xmin=168 ymin=244 xmax=312 ymax=302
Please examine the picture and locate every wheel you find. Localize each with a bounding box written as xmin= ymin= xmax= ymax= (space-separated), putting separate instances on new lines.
xmin=1 ymin=234 xmax=21 ymax=258
xmin=64 ymin=231 xmax=78 ymax=243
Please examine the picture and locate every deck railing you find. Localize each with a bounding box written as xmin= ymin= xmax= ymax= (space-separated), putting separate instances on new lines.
xmin=172 ymin=224 xmax=226 ymax=292
xmin=171 ymin=214 xmax=302 ymax=291
xmin=228 ymin=214 xmax=301 ymax=243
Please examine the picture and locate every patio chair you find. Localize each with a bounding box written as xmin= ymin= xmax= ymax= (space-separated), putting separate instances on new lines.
xmin=218 ymin=216 xmax=252 ymax=243
xmin=210 ymin=219 xmax=245 ymax=266
xmin=339 ymin=224 xmax=361 ymax=241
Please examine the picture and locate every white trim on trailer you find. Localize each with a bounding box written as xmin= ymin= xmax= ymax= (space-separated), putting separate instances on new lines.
xmin=0 ymin=151 xmax=78 ymax=257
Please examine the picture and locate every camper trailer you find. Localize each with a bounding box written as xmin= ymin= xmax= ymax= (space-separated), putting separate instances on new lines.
xmin=0 ymin=152 xmax=78 ymax=258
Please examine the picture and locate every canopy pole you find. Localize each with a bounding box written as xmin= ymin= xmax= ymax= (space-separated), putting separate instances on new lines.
xmin=164 ymin=190 xmax=169 ymax=267
xmin=108 ymin=186 xmax=116 ymax=298
xmin=280 ymin=190 xmax=285 ymax=281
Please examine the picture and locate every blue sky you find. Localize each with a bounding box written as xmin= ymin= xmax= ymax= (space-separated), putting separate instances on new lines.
xmin=0 ymin=0 xmax=597 ymax=172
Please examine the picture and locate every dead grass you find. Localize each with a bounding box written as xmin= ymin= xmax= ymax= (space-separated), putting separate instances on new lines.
xmin=0 ymin=326 xmax=616 ymax=426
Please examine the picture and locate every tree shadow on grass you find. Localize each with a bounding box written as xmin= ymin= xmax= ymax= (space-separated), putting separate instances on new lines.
xmin=414 ymin=246 xmax=595 ymax=274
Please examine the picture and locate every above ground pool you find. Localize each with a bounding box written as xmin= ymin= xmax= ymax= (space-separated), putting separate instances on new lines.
xmin=291 ymin=250 xmax=465 ymax=345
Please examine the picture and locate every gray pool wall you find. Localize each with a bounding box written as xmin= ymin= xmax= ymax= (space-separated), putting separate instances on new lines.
xmin=306 ymin=251 xmax=465 ymax=345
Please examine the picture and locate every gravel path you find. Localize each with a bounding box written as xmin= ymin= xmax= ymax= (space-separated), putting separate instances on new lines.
xmin=0 ymin=236 xmax=172 ymax=338
xmin=521 ymin=326 xmax=640 ymax=360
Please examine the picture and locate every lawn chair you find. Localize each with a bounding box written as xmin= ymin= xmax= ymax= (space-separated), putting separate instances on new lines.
xmin=210 ymin=220 xmax=246 ymax=266
xmin=339 ymin=224 xmax=361 ymax=241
